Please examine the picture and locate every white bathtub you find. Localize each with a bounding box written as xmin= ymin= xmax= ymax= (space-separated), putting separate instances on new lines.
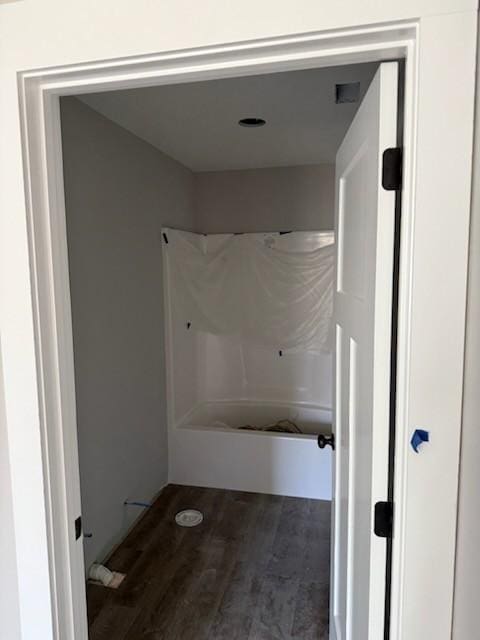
xmin=169 ymin=400 xmax=332 ymax=500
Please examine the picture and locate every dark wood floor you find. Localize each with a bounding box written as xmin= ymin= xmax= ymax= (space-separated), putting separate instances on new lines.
xmin=87 ymin=485 xmax=331 ymax=640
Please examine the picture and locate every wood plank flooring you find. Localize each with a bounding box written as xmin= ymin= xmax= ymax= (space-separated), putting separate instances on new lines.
xmin=87 ymin=485 xmax=330 ymax=640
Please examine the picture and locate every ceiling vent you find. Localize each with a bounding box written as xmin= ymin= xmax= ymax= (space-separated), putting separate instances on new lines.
xmin=335 ymin=82 xmax=360 ymax=104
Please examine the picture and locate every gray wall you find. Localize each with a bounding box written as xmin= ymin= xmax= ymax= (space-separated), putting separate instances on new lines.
xmin=61 ymin=97 xmax=195 ymax=569
xmin=452 ymin=28 xmax=480 ymax=639
xmin=0 ymin=339 xmax=21 ymax=639
xmin=194 ymin=164 xmax=334 ymax=233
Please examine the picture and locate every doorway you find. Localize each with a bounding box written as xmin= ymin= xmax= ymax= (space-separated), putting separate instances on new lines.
xmin=58 ymin=58 xmax=400 ymax=639
xmin=13 ymin=15 xmax=476 ymax=640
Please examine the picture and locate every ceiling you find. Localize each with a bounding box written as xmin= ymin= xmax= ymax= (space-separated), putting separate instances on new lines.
xmin=79 ymin=62 xmax=378 ymax=172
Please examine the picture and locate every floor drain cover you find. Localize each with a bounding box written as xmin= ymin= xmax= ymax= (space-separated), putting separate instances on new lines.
xmin=175 ymin=509 xmax=203 ymax=527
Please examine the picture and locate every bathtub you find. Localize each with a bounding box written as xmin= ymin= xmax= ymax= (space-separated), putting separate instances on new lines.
xmin=169 ymin=400 xmax=332 ymax=500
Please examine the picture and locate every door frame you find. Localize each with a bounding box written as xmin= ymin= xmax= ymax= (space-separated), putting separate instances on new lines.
xmin=17 ymin=17 xmax=475 ymax=640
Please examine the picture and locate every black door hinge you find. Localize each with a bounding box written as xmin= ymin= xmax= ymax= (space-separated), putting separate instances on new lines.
xmin=75 ymin=516 xmax=82 ymax=540
xmin=374 ymin=501 xmax=393 ymax=538
xmin=317 ymin=433 xmax=335 ymax=450
xmin=382 ymin=147 xmax=402 ymax=191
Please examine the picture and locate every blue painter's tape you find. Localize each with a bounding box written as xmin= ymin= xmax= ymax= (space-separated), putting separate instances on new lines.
xmin=410 ymin=429 xmax=429 ymax=453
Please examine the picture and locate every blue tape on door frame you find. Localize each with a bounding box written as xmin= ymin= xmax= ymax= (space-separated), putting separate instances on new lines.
xmin=410 ymin=429 xmax=429 ymax=453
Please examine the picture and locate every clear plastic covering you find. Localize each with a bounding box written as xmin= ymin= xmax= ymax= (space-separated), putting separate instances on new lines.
xmin=163 ymin=228 xmax=334 ymax=353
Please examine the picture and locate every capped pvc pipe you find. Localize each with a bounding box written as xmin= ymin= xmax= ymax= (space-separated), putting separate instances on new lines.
xmin=88 ymin=563 xmax=114 ymax=587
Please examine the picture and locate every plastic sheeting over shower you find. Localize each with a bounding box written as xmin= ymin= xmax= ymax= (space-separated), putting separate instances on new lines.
xmin=163 ymin=228 xmax=335 ymax=426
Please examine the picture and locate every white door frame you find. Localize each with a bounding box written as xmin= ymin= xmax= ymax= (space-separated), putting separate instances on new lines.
xmin=17 ymin=17 xmax=475 ymax=640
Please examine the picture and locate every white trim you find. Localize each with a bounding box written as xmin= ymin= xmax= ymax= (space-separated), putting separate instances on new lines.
xmin=16 ymin=16 xmax=475 ymax=640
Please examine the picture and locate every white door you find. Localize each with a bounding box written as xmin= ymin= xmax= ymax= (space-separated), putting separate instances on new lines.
xmin=330 ymin=62 xmax=398 ymax=640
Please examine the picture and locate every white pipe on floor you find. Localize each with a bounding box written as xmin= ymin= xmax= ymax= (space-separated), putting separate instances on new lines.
xmin=88 ymin=563 xmax=114 ymax=587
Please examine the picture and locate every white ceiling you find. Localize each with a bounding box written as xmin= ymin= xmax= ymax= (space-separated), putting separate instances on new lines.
xmin=79 ymin=63 xmax=378 ymax=172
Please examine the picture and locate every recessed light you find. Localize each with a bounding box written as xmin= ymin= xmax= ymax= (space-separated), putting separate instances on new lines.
xmin=238 ymin=117 xmax=266 ymax=127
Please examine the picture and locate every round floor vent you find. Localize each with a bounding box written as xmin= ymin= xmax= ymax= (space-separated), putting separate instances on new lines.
xmin=175 ymin=509 xmax=203 ymax=527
